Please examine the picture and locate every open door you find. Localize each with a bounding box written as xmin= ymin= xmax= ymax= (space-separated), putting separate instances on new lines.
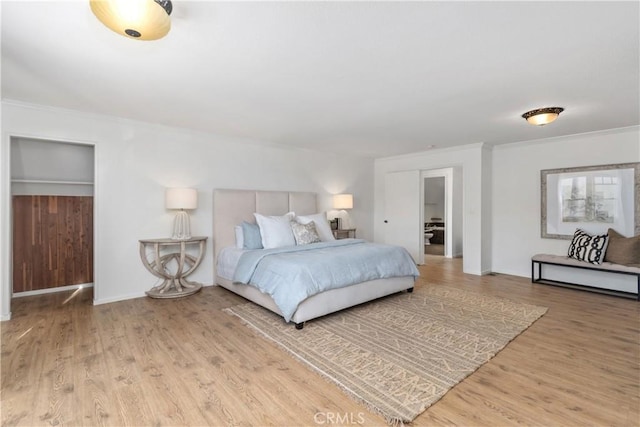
xmin=384 ymin=170 xmax=422 ymax=263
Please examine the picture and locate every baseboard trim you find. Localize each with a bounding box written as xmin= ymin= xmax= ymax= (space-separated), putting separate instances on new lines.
xmin=93 ymin=291 xmax=146 ymax=306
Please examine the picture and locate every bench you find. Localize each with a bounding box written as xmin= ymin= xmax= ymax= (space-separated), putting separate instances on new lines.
xmin=531 ymin=254 xmax=640 ymax=300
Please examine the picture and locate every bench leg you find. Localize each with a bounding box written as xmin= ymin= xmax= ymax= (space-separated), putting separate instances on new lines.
xmin=538 ymin=262 xmax=542 ymax=282
xmin=531 ymin=261 xmax=534 ymax=283
xmin=531 ymin=260 xmax=542 ymax=283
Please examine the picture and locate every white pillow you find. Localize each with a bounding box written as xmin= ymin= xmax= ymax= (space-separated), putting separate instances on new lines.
xmin=254 ymin=212 xmax=296 ymax=249
xmin=296 ymin=212 xmax=335 ymax=242
xmin=234 ymin=225 xmax=244 ymax=249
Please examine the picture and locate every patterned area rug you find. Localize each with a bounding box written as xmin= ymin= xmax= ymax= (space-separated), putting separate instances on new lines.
xmin=224 ymin=285 xmax=547 ymax=424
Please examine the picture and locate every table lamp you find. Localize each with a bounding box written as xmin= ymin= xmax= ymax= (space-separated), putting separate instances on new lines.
xmin=333 ymin=193 xmax=353 ymax=229
xmin=166 ymin=188 xmax=197 ymax=240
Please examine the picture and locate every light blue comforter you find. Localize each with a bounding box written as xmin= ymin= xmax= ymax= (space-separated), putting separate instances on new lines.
xmin=233 ymin=239 xmax=420 ymax=322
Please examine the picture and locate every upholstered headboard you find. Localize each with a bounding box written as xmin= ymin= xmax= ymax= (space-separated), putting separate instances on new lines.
xmin=212 ymin=189 xmax=317 ymax=264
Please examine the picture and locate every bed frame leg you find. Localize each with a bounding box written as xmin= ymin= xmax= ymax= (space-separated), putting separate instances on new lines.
xmin=407 ymin=287 xmax=414 ymax=293
xmin=295 ymin=322 xmax=304 ymax=330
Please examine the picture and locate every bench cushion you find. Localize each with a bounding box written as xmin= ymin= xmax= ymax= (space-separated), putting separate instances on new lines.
xmin=533 ymin=254 xmax=640 ymax=274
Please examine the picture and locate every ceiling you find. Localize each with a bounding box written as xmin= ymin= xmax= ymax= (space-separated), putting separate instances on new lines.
xmin=2 ymin=1 xmax=638 ymax=158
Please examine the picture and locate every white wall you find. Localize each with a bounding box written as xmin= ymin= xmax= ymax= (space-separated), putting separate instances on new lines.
xmin=481 ymin=144 xmax=492 ymax=272
xmin=374 ymin=143 xmax=491 ymax=275
xmin=452 ymin=166 xmax=463 ymax=257
xmin=0 ymin=101 xmax=375 ymax=319
xmin=492 ymin=127 xmax=640 ymax=278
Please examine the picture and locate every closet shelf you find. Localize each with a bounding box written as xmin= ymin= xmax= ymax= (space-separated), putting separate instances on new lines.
xmin=11 ymin=179 xmax=94 ymax=185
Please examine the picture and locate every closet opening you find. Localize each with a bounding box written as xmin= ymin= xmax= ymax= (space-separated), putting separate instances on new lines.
xmin=10 ymin=137 xmax=95 ymax=303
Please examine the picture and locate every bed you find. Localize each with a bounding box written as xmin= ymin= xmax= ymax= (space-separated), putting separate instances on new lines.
xmin=213 ymin=189 xmax=418 ymax=329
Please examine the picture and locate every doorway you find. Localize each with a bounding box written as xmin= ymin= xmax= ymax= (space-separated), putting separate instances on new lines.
xmin=383 ymin=167 xmax=462 ymax=264
xmin=421 ymin=167 xmax=463 ymax=260
xmin=424 ymin=176 xmax=445 ymax=256
xmin=10 ymin=137 xmax=95 ymax=298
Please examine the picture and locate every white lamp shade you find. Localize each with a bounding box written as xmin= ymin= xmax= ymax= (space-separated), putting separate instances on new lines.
xmin=333 ymin=194 xmax=353 ymax=210
xmin=165 ymin=188 xmax=198 ymax=210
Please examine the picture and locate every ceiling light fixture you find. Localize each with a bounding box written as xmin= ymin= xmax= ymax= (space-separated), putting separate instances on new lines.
xmin=90 ymin=0 xmax=173 ymax=41
xmin=522 ymin=107 xmax=564 ymax=126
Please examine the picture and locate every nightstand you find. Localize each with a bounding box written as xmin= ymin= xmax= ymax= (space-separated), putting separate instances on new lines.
xmin=139 ymin=236 xmax=207 ymax=298
xmin=332 ymin=228 xmax=356 ymax=239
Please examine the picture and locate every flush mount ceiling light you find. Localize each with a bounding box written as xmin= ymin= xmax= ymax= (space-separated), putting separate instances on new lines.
xmin=522 ymin=107 xmax=564 ymax=126
xmin=90 ymin=0 xmax=173 ymax=41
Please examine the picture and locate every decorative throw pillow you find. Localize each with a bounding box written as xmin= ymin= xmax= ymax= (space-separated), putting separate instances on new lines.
xmin=254 ymin=212 xmax=296 ymax=249
xmin=604 ymin=228 xmax=640 ymax=266
xmin=567 ymin=229 xmax=609 ymax=265
xmin=296 ymin=212 xmax=336 ymax=242
xmin=240 ymin=221 xmax=263 ymax=250
xmin=290 ymin=221 xmax=321 ymax=245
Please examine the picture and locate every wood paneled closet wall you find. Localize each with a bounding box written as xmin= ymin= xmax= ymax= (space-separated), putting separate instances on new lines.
xmin=12 ymin=195 xmax=93 ymax=293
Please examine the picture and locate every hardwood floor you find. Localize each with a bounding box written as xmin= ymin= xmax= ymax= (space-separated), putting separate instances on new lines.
xmin=2 ymin=257 xmax=638 ymax=426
